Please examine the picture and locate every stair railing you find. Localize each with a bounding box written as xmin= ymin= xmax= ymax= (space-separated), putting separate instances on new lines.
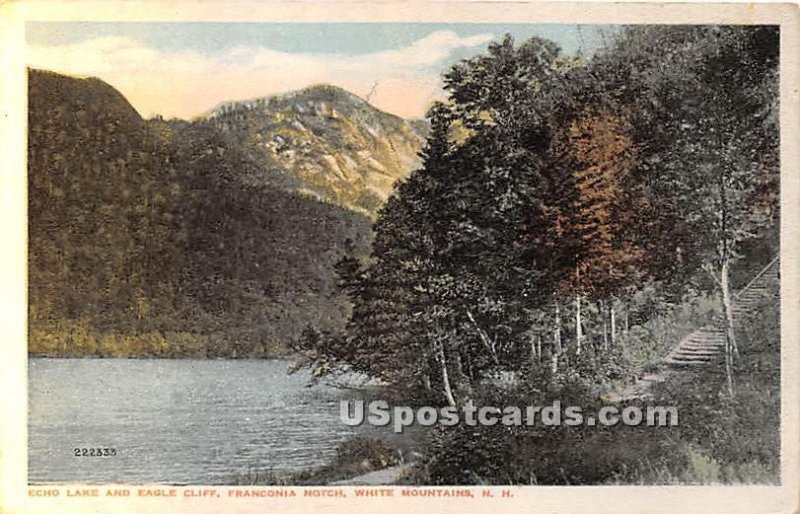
xmin=735 ymin=255 xmax=780 ymax=300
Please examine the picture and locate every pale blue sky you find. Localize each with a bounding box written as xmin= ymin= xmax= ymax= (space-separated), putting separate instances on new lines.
xmin=27 ymin=22 xmax=613 ymax=56
xmin=27 ymin=23 xmax=618 ymax=119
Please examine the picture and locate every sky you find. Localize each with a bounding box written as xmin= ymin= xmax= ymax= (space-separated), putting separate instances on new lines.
xmin=26 ymin=23 xmax=615 ymax=120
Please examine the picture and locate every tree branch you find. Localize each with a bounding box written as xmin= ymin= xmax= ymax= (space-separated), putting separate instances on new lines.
xmin=466 ymin=310 xmax=500 ymax=365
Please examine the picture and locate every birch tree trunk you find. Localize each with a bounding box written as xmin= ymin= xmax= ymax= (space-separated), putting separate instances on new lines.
xmin=600 ymin=299 xmax=608 ymax=351
xmin=537 ymin=334 xmax=542 ymax=363
xmin=575 ymin=293 xmax=582 ymax=355
xmin=624 ymin=303 xmax=629 ymax=333
xmin=610 ymin=301 xmax=617 ymax=347
xmin=436 ymin=341 xmax=457 ymax=407
xmin=721 ymin=258 xmax=738 ymax=396
xmin=467 ymin=310 xmax=499 ymax=365
xmin=554 ymin=301 xmax=563 ymax=354
xmin=721 ymin=259 xmax=740 ymax=358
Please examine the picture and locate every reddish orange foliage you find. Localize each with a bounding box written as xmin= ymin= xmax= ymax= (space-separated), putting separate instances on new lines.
xmin=551 ymin=110 xmax=644 ymax=297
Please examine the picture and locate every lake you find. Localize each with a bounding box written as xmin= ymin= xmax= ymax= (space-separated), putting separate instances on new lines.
xmin=28 ymin=358 xmax=403 ymax=484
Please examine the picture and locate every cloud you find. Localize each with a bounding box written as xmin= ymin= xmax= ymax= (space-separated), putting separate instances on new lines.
xmin=27 ymin=30 xmax=494 ymax=119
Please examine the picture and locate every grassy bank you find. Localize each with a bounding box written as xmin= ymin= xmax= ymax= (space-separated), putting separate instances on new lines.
xmin=621 ymin=295 xmax=780 ymax=484
xmin=230 ymin=436 xmax=403 ymax=486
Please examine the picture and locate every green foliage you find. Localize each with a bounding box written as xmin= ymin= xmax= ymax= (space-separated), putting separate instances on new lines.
xmin=233 ymin=436 xmax=400 ymax=486
xmin=28 ymin=24 xmax=780 ymax=486
xmin=309 ymin=26 xmax=778 ymax=408
xmin=308 ymin=26 xmax=780 ymax=486
xmin=331 ymin=435 xmax=401 ymax=471
xmin=414 ymin=386 xmax=668 ymax=485
xmin=312 ymin=37 xmax=578 ymax=401
xmin=28 ymin=69 xmax=372 ymax=358
xmin=412 ymin=297 xmax=778 ymax=485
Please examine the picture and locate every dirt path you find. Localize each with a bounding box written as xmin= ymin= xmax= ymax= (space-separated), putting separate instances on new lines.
xmin=328 ymin=464 xmax=411 ymax=486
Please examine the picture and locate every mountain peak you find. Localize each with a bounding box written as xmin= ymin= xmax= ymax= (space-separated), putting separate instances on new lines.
xmin=207 ymin=83 xmax=402 ymax=125
xmin=205 ymin=83 xmax=425 ymax=216
xmin=284 ymin=83 xmax=364 ymax=103
xmin=28 ymin=68 xmax=142 ymax=123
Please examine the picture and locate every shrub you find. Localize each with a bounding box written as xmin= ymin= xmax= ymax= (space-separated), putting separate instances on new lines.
xmin=232 ymin=436 xmax=400 ymax=485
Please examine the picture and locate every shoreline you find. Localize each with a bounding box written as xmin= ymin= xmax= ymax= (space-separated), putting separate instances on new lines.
xmin=27 ymin=354 xmax=295 ymax=361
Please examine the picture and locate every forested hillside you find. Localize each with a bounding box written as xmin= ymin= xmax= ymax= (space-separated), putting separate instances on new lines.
xmin=28 ymin=69 xmax=373 ymax=357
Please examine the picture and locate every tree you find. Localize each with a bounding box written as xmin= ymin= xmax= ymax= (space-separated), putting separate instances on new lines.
xmin=593 ymin=26 xmax=779 ymax=393
xmin=661 ymin=27 xmax=779 ymax=393
xmin=303 ymin=27 xmax=779 ymax=404
xmin=548 ymin=109 xmax=642 ymax=353
xmin=332 ymin=36 xmax=575 ymax=402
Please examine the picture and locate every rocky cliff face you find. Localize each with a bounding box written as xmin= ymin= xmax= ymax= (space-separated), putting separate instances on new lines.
xmin=207 ymin=84 xmax=426 ymax=216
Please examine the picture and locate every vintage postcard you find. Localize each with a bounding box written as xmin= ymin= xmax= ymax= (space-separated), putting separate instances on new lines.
xmin=0 ymin=1 xmax=799 ymax=513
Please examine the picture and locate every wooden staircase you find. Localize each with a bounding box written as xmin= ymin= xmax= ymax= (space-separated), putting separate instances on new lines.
xmin=663 ymin=256 xmax=779 ymax=367
xmin=607 ymin=256 xmax=779 ymax=402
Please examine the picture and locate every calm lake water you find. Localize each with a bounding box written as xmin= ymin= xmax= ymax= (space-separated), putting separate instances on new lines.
xmin=28 ymin=358 xmax=399 ymax=484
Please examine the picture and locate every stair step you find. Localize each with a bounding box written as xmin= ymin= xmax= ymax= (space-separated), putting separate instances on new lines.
xmin=687 ymin=336 xmax=724 ymax=341
xmin=674 ymin=347 xmax=723 ymax=356
xmin=680 ymin=351 xmax=722 ymax=356
xmin=681 ymin=346 xmax=723 ymax=353
xmin=686 ymin=343 xmax=724 ymax=349
xmin=691 ymin=330 xmax=724 ymax=336
xmin=604 ymin=257 xmax=778 ymax=402
xmin=687 ymin=336 xmax=725 ymax=343
xmin=669 ymin=349 xmax=715 ymax=358
xmin=669 ymin=357 xmax=714 ymax=365
xmin=690 ymin=335 xmax=725 ymax=340
xmin=682 ymin=341 xmax=723 ymax=347
xmin=664 ymin=359 xmax=708 ymax=367
xmin=671 ymin=350 xmax=715 ymax=358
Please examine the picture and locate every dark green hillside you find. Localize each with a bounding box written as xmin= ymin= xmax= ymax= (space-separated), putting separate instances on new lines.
xmin=28 ymin=69 xmax=179 ymax=341
xmin=28 ymin=69 xmax=372 ymax=358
